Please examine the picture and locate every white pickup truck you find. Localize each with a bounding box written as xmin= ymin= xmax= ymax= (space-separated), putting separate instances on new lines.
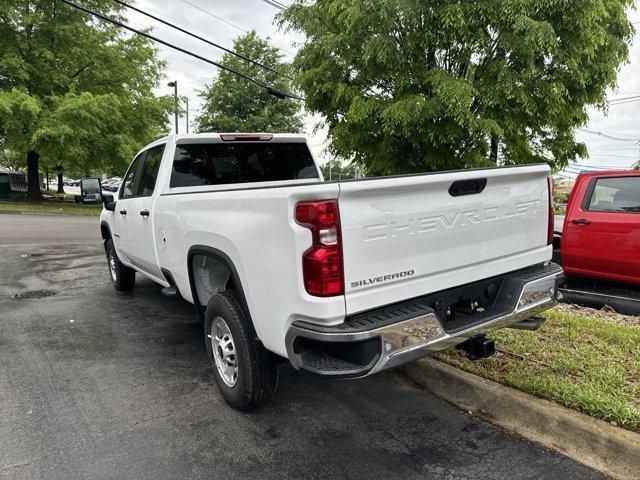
xmin=99 ymin=133 xmax=562 ymax=410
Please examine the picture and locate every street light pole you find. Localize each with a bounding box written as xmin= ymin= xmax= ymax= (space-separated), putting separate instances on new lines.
xmin=167 ymin=81 xmax=178 ymax=134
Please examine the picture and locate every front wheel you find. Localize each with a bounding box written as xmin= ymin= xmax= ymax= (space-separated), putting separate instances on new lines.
xmin=204 ymin=290 xmax=278 ymax=410
xmin=106 ymin=239 xmax=135 ymax=291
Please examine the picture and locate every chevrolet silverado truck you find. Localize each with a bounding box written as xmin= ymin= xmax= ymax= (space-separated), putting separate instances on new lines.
xmin=553 ymin=170 xmax=640 ymax=313
xmin=99 ymin=133 xmax=562 ymax=410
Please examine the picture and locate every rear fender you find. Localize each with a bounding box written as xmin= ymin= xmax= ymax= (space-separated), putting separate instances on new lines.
xmin=187 ymin=245 xmax=258 ymax=339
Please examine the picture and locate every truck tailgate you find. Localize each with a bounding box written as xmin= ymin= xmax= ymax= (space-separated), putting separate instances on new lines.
xmin=338 ymin=165 xmax=552 ymax=314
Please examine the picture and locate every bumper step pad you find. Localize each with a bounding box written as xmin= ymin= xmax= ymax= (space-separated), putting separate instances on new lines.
xmin=287 ymin=262 xmax=562 ymax=378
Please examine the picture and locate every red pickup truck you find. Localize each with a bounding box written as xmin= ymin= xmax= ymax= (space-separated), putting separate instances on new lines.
xmin=554 ymin=170 xmax=640 ymax=313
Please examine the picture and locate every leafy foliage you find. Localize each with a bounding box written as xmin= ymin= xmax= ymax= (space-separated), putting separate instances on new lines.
xmin=282 ymin=0 xmax=634 ymax=176
xmin=196 ymin=31 xmax=302 ymax=133
xmin=319 ymin=158 xmax=359 ymax=180
xmin=0 ymin=0 xmax=172 ymax=196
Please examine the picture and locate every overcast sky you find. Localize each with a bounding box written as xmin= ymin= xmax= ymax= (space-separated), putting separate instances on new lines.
xmin=126 ymin=1 xmax=639 ymax=171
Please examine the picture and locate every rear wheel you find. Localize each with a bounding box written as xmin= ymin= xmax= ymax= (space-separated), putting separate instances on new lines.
xmin=106 ymin=239 xmax=135 ymax=291
xmin=204 ymin=290 xmax=278 ymax=410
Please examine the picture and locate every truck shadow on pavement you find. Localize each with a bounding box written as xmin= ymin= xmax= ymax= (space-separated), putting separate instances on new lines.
xmin=0 ymin=244 xmax=603 ymax=480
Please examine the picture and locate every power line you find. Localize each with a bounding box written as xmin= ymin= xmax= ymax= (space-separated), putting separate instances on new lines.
xmin=587 ymin=147 xmax=639 ymax=151
xmin=571 ymin=164 xmax=619 ymax=169
xmin=565 ymin=168 xmax=615 ymax=174
xmin=564 ymin=165 xmax=634 ymax=173
xmin=585 ymin=153 xmax=639 ymax=159
xmin=112 ymin=0 xmax=291 ymax=79
xmin=563 ymin=167 xmax=594 ymax=173
xmin=58 ymin=0 xmax=303 ymax=101
xmin=578 ymin=128 xmax=640 ymax=142
xmin=180 ymin=0 xmax=248 ymax=33
xmin=180 ymin=0 xmax=295 ymax=56
xmin=608 ymin=98 xmax=640 ymax=106
xmin=260 ymin=0 xmax=287 ymax=11
xmin=608 ymin=94 xmax=640 ymax=102
xmin=580 ymin=128 xmax=639 ymax=140
xmin=574 ymin=163 xmax=638 ymax=168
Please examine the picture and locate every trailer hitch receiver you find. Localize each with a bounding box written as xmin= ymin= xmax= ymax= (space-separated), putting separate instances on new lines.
xmin=456 ymin=335 xmax=495 ymax=360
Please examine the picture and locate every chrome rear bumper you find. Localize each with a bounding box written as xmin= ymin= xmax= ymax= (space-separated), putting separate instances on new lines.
xmin=286 ymin=262 xmax=562 ymax=378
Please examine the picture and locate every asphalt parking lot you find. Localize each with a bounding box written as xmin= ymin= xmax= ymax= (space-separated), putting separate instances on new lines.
xmin=0 ymin=214 xmax=604 ymax=479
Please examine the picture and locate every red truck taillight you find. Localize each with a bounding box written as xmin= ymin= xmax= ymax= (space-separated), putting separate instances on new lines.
xmin=547 ymin=175 xmax=554 ymax=246
xmin=295 ymin=200 xmax=344 ymax=297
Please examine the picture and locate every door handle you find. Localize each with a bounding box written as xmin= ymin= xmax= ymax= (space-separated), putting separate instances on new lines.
xmin=140 ymin=209 xmax=150 ymax=217
xmin=119 ymin=209 xmax=127 ymax=215
xmin=571 ymin=218 xmax=591 ymax=225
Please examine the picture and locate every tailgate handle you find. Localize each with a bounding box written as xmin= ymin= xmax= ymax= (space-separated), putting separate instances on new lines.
xmin=449 ymin=178 xmax=487 ymax=197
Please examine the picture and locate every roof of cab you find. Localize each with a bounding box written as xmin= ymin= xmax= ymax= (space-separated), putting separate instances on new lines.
xmin=169 ymin=132 xmax=307 ymax=141
xmin=576 ymin=169 xmax=639 ymax=178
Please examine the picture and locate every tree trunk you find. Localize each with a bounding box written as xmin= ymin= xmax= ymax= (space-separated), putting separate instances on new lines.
xmin=57 ymin=169 xmax=65 ymax=194
xmin=26 ymin=150 xmax=43 ymax=200
xmin=489 ymin=135 xmax=499 ymax=163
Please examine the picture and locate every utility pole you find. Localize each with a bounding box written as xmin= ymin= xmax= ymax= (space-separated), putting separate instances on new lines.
xmin=167 ymin=81 xmax=178 ymax=134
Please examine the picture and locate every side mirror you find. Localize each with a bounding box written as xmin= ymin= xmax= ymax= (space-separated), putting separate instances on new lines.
xmin=102 ymin=193 xmax=116 ymax=212
xmin=79 ymin=177 xmax=103 ymax=204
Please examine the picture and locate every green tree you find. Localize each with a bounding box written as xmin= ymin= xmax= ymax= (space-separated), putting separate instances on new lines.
xmin=282 ymin=0 xmax=634 ymax=176
xmin=319 ymin=158 xmax=359 ymax=180
xmin=196 ymin=31 xmax=303 ymax=133
xmin=0 ymin=1 xmax=171 ymax=199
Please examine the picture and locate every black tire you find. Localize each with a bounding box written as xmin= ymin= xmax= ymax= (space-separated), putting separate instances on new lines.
xmin=204 ymin=290 xmax=278 ymax=410
xmin=106 ymin=238 xmax=136 ymax=291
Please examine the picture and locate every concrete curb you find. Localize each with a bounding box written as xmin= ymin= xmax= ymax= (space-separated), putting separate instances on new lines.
xmin=404 ymin=357 xmax=640 ymax=480
xmin=0 ymin=210 xmax=98 ymax=217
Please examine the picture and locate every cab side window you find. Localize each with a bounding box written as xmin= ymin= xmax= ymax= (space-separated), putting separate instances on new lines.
xmin=120 ymin=152 xmax=146 ymax=199
xmin=137 ymin=144 xmax=166 ymax=197
xmin=587 ymin=177 xmax=640 ymax=213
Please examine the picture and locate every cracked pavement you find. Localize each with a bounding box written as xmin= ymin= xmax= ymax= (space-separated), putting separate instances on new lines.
xmin=0 ymin=214 xmax=604 ymax=479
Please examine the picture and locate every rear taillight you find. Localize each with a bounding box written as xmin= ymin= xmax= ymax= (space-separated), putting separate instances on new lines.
xmin=547 ymin=175 xmax=554 ymax=246
xmin=295 ymin=200 xmax=344 ymax=297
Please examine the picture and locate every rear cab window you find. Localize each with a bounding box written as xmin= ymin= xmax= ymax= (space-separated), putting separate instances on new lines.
xmin=170 ymin=142 xmax=319 ymax=188
xmin=586 ymin=176 xmax=640 ymax=213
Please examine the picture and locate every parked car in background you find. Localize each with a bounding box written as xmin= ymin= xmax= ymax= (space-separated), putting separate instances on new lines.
xmin=104 ymin=180 xmax=120 ymax=192
xmin=554 ymin=170 xmax=640 ymax=313
xmin=99 ymin=133 xmax=561 ymax=410
xmin=100 ymin=178 xmax=121 ymax=191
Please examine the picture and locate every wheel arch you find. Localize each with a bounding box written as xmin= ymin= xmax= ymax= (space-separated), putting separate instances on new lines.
xmin=100 ymin=220 xmax=111 ymax=239
xmin=100 ymin=221 xmax=111 ymax=253
xmin=187 ymin=245 xmax=258 ymax=338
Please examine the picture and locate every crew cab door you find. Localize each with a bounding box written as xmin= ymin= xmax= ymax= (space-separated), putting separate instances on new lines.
xmin=112 ymin=151 xmax=146 ymax=264
xmin=562 ymin=174 xmax=640 ymax=284
xmin=123 ymin=144 xmax=165 ymax=279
